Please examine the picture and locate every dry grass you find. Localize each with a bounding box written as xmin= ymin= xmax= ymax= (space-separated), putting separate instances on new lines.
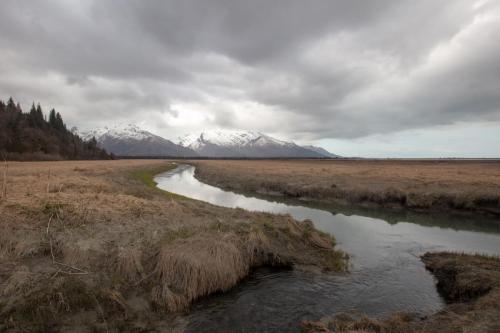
xmin=191 ymin=159 xmax=500 ymax=216
xmin=0 ymin=160 xmax=346 ymax=332
xmin=301 ymin=252 xmax=500 ymax=333
xmin=301 ymin=312 xmax=414 ymax=333
xmin=1 ymin=159 xmax=7 ymax=199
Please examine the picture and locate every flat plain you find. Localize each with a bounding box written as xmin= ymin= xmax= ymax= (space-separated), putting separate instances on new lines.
xmin=192 ymin=159 xmax=500 ymax=216
xmin=1 ymin=159 xmax=500 ymax=332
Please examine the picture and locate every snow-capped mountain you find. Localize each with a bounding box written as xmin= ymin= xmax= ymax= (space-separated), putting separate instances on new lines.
xmin=177 ymin=130 xmax=336 ymax=158
xmin=302 ymin=145 xmax=339 ymax=158
xmin=79 ymin=124 xmax=153 ymax=142
xmin=80 ymin=124 xmax=197 ymax=157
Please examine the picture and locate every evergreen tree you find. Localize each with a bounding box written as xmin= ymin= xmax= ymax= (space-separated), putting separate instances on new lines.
xmin=0 ymin=97 xmax=111 ymax=160
xmin=29 ymin=103 xmax=37 ymax=126
xmin=6 ymin=97 xmax=16 ymax=112
xmin=55 ymin=112 xmax=65 ymax=131
xmin=49 ymin=109 xmax=57 ymax=127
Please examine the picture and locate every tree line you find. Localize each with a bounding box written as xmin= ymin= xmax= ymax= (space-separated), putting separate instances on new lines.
xmin=0 ymin=97 xmax=112 ymax=160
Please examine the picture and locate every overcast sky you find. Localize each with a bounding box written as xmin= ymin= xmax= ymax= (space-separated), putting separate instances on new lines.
xmin=1 ymin=0 xmax=499 ymax=157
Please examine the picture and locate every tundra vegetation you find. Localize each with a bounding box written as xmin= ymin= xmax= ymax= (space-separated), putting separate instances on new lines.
xmin=0 ymin=160 xmax=346 ymax=332
xmin=192 ymin=159 xmax=500 ymax=216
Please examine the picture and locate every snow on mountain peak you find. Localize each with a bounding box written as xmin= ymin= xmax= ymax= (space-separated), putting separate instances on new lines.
xmin=77 ymin=125 xmax=337 ymax=158
xmin=177 ymin=129 xmax=287 ymax=149
xmin=80 ymin=123 xmax=155 ymax=141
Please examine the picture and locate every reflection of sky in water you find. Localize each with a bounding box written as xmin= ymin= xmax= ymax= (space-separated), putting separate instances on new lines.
xmin=155 ymin=165 xmax=500 ymax=332
xmin=156 ymin=165 xmax=500 ymax=261
xmin=156 ymin=166 xmax=294 ymax=213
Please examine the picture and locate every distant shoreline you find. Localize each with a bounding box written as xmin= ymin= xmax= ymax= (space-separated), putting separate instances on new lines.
xmin=114 ymin=156 xmax=500 ymax=161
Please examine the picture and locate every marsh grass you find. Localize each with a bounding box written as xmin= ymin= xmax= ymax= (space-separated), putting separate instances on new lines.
xmin=1 ymin=159 xmax=7 ymax=199
xmin=192 ymin=160 xmax=500 ymax=216
xmin=150 ymin=217 xmax=347 ymax=312
xmin=0 ymin=160 xmax=346 ymax=332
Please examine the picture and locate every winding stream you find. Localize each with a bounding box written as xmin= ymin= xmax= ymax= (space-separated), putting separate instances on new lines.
xmin=155 ymin=164 xmax=500 ymax=332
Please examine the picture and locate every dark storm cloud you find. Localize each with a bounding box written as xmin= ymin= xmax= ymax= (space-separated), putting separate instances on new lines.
xmin=0 ymin=0 xmax=499 ymax=141
xmin=115 ymin=0 xmax=399 ymax=64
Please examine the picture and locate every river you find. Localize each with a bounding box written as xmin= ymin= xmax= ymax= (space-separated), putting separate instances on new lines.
xmin=155 ymin=164 xmax=500 ymax=332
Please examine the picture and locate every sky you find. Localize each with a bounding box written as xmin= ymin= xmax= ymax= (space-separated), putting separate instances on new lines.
xmin=1 ymin=0 xmax=500 ymax=157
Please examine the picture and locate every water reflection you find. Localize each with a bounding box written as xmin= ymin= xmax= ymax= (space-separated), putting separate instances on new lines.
xmin=155 ymin=165 xmax=500 ymax=332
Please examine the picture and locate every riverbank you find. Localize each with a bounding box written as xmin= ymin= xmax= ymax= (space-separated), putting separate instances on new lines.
xmin=301 ymin=252 xmax=500 ymax=333
xmin=0 ymin=160 xmax=346 ymax=332
xmin=191 ymin=159 xmax=500 ymax=216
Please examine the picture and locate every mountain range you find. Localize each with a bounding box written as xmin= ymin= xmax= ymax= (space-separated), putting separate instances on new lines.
xmin=80 ymin=124 xmax=338 ymax=158
xmin=80 ymin=124 xmax=196 ymax=157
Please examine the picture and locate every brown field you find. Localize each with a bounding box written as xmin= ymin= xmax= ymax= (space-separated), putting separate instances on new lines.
xmin=301 ymin=252 xmax=500 ymax=333
xmin=0 ymin=160 xmax=345 ymax=332
xmin=191 ymin=159 xmax=500 ymax=216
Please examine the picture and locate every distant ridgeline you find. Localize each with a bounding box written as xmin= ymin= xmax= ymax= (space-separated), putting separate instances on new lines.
xmin=0 ymin=97 xmax=112 ymax=160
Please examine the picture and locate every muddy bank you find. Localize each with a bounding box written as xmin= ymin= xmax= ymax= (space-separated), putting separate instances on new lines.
xmin=0 ymin=160 xmax=346 ymax=332
xmin=301 ymin=252 xmax=500 ymax=333
xmin=191 ymin=159 xmax=500 ymax=216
